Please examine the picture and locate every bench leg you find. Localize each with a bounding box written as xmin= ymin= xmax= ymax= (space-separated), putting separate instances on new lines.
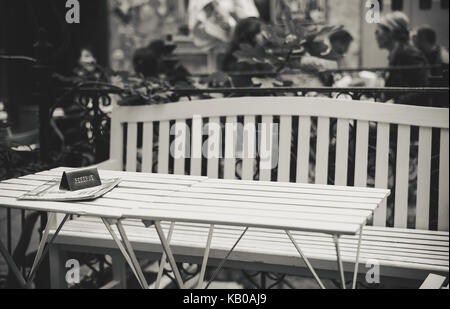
xmin=0 ymin=238 xmax=29 ymax=288
xmin=49 ymin=244 xmax=68 ymax=289
xmin=286 ymin=230 xmax=325 ymax=289
xmin=111 ymin=253 xmax=127 ymax=289
xmin=333 ymin=235 xmax=346 ymax=289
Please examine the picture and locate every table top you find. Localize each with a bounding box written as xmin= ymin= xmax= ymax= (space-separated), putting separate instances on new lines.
xmin=0 ymin=167 xmax=205 ymax=219
xmin=123 ymin=177 xmax=390 ymax=235
xmin=0 ymin=168 xmax=390 ymax=235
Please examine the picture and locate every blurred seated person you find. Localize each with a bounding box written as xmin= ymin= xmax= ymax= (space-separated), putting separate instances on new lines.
xmin=221 ymin=17 xmax=272 ymax=87
xmin=375 ymin=12 xmax=429 ymax=106
xmin=413 ymin=25 xmax=449 ymax=76
xmin=317 ymin=29 xmax=355 ymax=86
xmin=133 ymin=40 xmax=191 ymax=85
xmin=326 ymin=29 xmax=354 ymax=69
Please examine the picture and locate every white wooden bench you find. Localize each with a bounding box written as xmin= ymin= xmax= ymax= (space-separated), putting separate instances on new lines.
xmin=49 ymin=97 xmax=449 ymax=288
xmin=419 ymin=274 xmax=448 ymax=289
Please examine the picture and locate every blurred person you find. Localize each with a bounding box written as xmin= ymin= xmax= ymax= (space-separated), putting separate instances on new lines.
xmin=188 ymin=0 xmax=260 ymax=49
xmin=221 ymin=17 xmax=271 ymax=87
xmin=375 ymin=11 xmax=430 ymax=106
xmin=133 ymin=40 xmax=191 ymax=84
xmin=327 ymin=29 xmax=354 ymax=69
xmin=413 ymin=25 xmax=449 ymax=75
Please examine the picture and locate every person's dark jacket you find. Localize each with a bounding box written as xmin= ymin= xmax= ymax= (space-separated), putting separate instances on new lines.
xmin=385 ymin=43 xmax=430 ymax=106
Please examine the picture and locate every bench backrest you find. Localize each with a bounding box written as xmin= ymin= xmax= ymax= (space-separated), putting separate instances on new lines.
xmin=109 ymin=97 xmax=449 ymax=231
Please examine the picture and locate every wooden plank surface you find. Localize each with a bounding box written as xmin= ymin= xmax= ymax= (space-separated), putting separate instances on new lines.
xmin=1 ymin=169 xmax=389 ymax=236
xmin=296 ymin=116 xmax=311 ymax=183
xmin=58 ymin=218 xmax=449 ymax=275
xmin=416 ymin=127 xmax=432 ymax=230
xmin=335 ymin=119 xmax=350 ymax=186
xmin=315 ymin=117 xmax=330 ymax=185
xmin=141 ymin=122 xmax=154 ymax=173
xmin=394 ymin=125 xmax=411 ymax=228
xmin=438 ymin=129 xmax=449 ymax=231
xmin=373 ymin=123 xmax=390 ymax=227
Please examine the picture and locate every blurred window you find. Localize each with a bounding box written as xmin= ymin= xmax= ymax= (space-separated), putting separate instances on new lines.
xmin=391 ymin=0 xmax=403 ymax=11
xmin=420 ymin=0 xmax=432 ymax=10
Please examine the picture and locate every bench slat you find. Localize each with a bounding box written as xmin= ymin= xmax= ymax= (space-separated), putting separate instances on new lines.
xmin=296 ymin=116 xmax=311 ymax=183
xmin=354 ymin=121 xmax=369 ymax=187
xmin=124 ymin=207 xmax=362 ymax=235
xmin=278 ymin=116 xmax=292 ymax=182
xmin=68 ymin=218 xmax=450 ymax=252
xmin=157 ymin=121 xmax=170 ymax=174
xmin=141 ymin=122 xmax=154 ymax=173
xmin=416 ymin=127 xmax=432 ymax=230
xmin=126 ymin=122 xmax=138 ymax=172
xmin=394 ymin=125 xmax=411 ymax=228
xmin=259 ymin=116 xmax=274 ymax=181
xmin=224 ymin=116 xmax=237 ymax=180
xmin=242 ymin=116 xmax=256 ymax=180
xmin=173 ymin=120 xmax=187 ymax=176
xmin=191 ymin=116 xmax=202 ymax=176
xmin=438 ymin=129 xmax=449 ymax=231
xmin=373 ymin=123 xmax=389 ymax=226
xmin=57 ymin=219 xmax=450 ymax=270
xmin=315 ymin=117 xmax=330 ymax=185
xmin=206 ymin=117 xmax=221 ymax=179
xmin=335 ymin=119 xmax=350 ymax=186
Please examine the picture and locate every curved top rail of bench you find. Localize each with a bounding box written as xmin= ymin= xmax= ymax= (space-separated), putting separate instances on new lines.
xmin=114 ymin=97 xmax=449 ymax=129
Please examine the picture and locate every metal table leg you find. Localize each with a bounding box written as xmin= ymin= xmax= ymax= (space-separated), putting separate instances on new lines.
xmin=286 ymin=230 xmax=326 ymax=289
xmin=154 ymin=221 xmax=185 ymax=289
xmin=154 ymin=221 xmax=176 ymax=289
xmin=102 ymin=218 xmax=148 ymax=289
xmin=352 ymin=225 xmax=364 ymax=289
xmin=27 ymin=213 xmax=70 ymax=283
xmin=333 ymin=235 xmax=346 ymax=289
xmin=197 ymin=224 xmax=214 ymax=289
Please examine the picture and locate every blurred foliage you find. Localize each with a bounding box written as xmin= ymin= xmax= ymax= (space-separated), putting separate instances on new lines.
xmin=233 ymin=14 xmax=342 ymax=73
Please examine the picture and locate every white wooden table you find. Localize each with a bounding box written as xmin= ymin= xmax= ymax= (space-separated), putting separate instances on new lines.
xmin=0 ymin=168 xmax=389 ymax=289
xmin=0 ymin=168 xmax=205 ymax=289
xmin=120 ymin=177 xmax=390 ymax=289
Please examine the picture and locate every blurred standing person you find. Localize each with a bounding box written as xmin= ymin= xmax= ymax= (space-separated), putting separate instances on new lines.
xmin=413 ymin=25 xmax=449 ymax=105
xmin=188 ymin=0 xmax=260 ymax=50
xmin=375 ymin=12 xmax=430 ymax=106
xmin=413 ymin=25 xmax=449 ymax=76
